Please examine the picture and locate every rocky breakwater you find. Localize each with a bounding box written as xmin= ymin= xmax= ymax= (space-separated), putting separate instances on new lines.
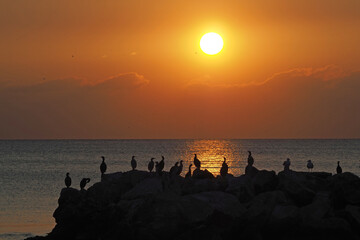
xmin=26 ymin=169 xmax=360 ymax=240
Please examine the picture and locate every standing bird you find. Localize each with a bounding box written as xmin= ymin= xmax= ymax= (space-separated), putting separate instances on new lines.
xmin=80 ymin=178 xmax=90 ymax=190
xmin=65 ymin=172 xmax=71 ymax=188
xmin=247 ymin=151 xmax=254 ymax=166
xmin=307 ymin=160 xmax=314 ymax=172
xmin=283 ymin=158 xmax=291 ymax=171
xmin=148 ymin=158 xmax=155 ymax=172
xmin=170 ymin=162 xmax=179 ymax=175
xmin=185 ymin=164 xmax=193 ymax=178
xmin=176 ymin=160 xmax=184 ymax=175
xmin=156 ymin=156 xmax=165 ymax=175
xmin=131 ymin=156 xmax=137 ymax=171
xmin=194 ymin=154 xmax=201 ymax=169
xmin=220 ymin=157 xmax=229 ymax=177
xmin=336 ymin=161 xmax=342 ymax=174
xmin=100 ymin=156 xmax=107 ymax=175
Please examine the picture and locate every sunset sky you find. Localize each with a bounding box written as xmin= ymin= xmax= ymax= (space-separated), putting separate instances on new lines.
xmin=0 ymin=0 xmax=359 ymax=139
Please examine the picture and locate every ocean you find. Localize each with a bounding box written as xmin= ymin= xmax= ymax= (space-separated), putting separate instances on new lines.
xmin=0 ymin=139 xmax=359 ymax=240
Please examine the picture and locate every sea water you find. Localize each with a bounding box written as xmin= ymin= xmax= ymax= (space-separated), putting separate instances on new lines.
xmin=0 ymin=139 xmax=359 ymax=240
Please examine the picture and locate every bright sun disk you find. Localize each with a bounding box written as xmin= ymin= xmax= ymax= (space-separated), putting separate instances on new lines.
xmin=200 ymin=32 xmax=223 ymax=55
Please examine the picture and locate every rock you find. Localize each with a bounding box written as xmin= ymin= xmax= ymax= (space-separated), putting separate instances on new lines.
xmin=58 ymin=187 xmax=81 ymax=205
xmin=187 ymin=191 xmax=246 ymax=218
xmin=269 ymin=204 xmax=299 ymax=225
xmin=344 ymin=205 xmax=360 ymax=231
xmin=192 ymin=168 xmax=215 ymax=179
xmin=299 ymin=192 xmax=331 ymax=222
xmin=225 ymin=175 xmax=254 ymax=203
xmin=278 ymin=171 xmax=315 ymax=206
xmin=329 ymin=172 xmax=360 ymax=208
xmin=182 ymin=178 xmax=221 ymax=195
xmin=251 ymin=170 xmax=278 ymax=194
xmin=122 ymin=177 xmax=163 ymax=200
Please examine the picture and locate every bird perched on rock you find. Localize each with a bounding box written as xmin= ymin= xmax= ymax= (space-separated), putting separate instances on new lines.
xmin=170 ymin=162 xmax=179 ymax=175
xmin=247 ymin=151 xmax=254 ymax=166
xmin=307 ymin=160 xmax=314 ymax=172
xmin=283 ymin=158 xmax=291 ymax=171
xmin=65 ymin=172 xmax=71 ymax=188
xmin=148 ymin=158 xmax=155 ymax=172
xmin=176 ymin=160 xmax=184 ymax=175
xmin=156 ymin=156 xmax=165 ymax=175
xmin=220 ymin=157 xmax=228 ymax=177
xmin=80 ymin=178 xmax=90 ymax=190
xmin=194 ymin=154 xmax=201 ymax=169
xmin=336 ymin=161 xmax=342 ymax=174
xmin=131 ymin=156 xmax=137 ymax=171
xmin=100 ymin=156 xmax=107 ymax=175
xmin=185 ymin=164 xmax=192 ymax=178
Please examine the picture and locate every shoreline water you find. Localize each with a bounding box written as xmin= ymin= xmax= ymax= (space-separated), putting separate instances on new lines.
xmin=0 ymin=139 xmax=359 ymax=239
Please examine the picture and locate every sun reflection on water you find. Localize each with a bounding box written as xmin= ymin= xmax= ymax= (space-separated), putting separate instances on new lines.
xmin=182 ymin=139 xmax=246 ymax=176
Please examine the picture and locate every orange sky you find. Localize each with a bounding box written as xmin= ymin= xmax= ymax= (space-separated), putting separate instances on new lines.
xmin=0 ymin=0 xmax=359 ymax=139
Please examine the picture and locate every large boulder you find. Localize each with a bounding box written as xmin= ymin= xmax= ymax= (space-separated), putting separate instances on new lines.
xmin=122 ymin=177 xmax=163 ymax=200
xmin=251 ymin=170 xmax=278 ymax=194
xmin=278 ymin=171 xmax=315 ymax=206
xmin=225 ymin=175 xmax=254 ymax=203
xmin=329 ymin=172 xmax=360 ymax=208
xmin=192 ymin=169 xmax=215 ymax=179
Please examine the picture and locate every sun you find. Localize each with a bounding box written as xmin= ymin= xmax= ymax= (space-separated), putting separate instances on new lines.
xmin=200 ymin=32 xmax=223 ymax=55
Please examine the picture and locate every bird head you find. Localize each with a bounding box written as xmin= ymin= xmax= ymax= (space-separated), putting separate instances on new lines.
xmin=248 ymin=151 xmax=251 ymax=155
xmin=66 ymin=172 xmax=69 ymax=176
xmin=101 ymin=156 xmax=105 ymax=160
xmin=189 ymin=164 xmax=193 ymax=167
xmin=151 ymin=158 xmax=155 ymax=160
xmin=307 ymin=160 xmax=311 ymax=162
xmin=132 ymin=156 xmax=135 ymax=159
xmin=161 ymin=156 xmax=164 ymax=160
xmin=180 ymin=160 xmax=183 ymax=163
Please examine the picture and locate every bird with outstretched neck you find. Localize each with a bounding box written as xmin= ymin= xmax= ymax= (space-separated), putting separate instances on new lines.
xmin=65 ymin=173 xmax=71 ymax=188
xmin=176 ymin=160 xmax=184 ymax=175
xmin=185 ymin=164 xmax=192 ymax=178
xmin=247 ymin=151 xmax=254 ymax=166
xmin=194 ymin=154 xmax=201 ymax=169
xmin=156 ymin=156 xmax=165 ymax=175
xmin=100 ymin=156 xmax=107 ymax=175
xmin=220 ymin=157 xmax=228 ymax=177
xmin=283 ymin=158 xmax=291 ymax=171
xmin=148 ymin=158 xmax=155 ymax=172
xmin=337 ymin=161 xmax=342 ymax=174
xmin=131 ymin=156 xmax=137 ymax=171
xmin=80 ymin=178 xmax=90 ymax=190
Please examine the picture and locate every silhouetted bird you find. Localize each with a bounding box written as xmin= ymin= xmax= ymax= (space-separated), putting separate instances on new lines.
xmin=336 ymin=161 xmax=342 ymax=174
xmin=131 ymin=156 xmax=137 ymax=170
xmin=65 ymin=172 xmax=71 ymax=188
xmin=248 ymin=151 xmax=254 ymax=166
xmin=176 ymin=160 xmax=184 ymax=175
xmin=148 ymin=158 xmax=155 ymax=172
xmin=185 ymin=164 xmax=192 ymax=178
xmin=283 ymin=158 xmax=291 ymax=171
xmin=100 ymin=156 xmax=107 ymax=175
xmin=194 ymin=154 xmax=201 ymax=169
xmin=156 ymin=156 xmax=165 ymax=174
xmin=170 ymin=162 xmax=179 ymax=175
xmin=220 ymin=157 xmax=228 ymax=177
xmin=307 ymin=160 xmax=314 ymax=172
xmin=80 ymin=178 xmax=90 ymax=190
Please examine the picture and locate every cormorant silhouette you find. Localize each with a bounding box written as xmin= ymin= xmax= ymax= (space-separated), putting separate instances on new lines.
xmin=131 ymin=156 xmax=137 ymax=171
xmin=283 ymin=158 xmax=291 ymax=171
xmin=220 ymin=157 xmax=228 ymax=177
xmin=176 ymin=160 xmax=184 ymax=175
xmin=336 ymin=161 xmax=342 ymax=174
xmin=80 ymin=178 xmax=90 ymax=190
xmin=65 ymin=172 xmax=71 ymax=188
xmin=148 ymin=158 xmax=155 ymax=172
xmin=185 ymin=164 xmax=192 ymax=178
xmin=156 ymin=156 xmax=165 ymax=174
xmin=307 ymin=160 xmax=314 ymax=172
xmin=247 ymin=151 xmax=254 ymax=166
xmin=194 ymin=154 xmax=201 ymax=169
xmin=170 ymin=162 xmax=179 ymax=175
xmin=100 ymin=156 xmax=107 ymax=175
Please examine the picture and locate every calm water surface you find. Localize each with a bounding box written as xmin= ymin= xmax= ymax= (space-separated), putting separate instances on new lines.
xmin=0 ymin=139 xmax=359 ymax=240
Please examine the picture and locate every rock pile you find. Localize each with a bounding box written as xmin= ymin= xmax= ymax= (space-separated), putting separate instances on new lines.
xmin=26 ymin=169 xmax=360 ymax=240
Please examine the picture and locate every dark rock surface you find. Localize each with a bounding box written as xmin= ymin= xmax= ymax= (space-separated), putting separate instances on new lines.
xmin=26 ymin=170 xmax=360 ymax=240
